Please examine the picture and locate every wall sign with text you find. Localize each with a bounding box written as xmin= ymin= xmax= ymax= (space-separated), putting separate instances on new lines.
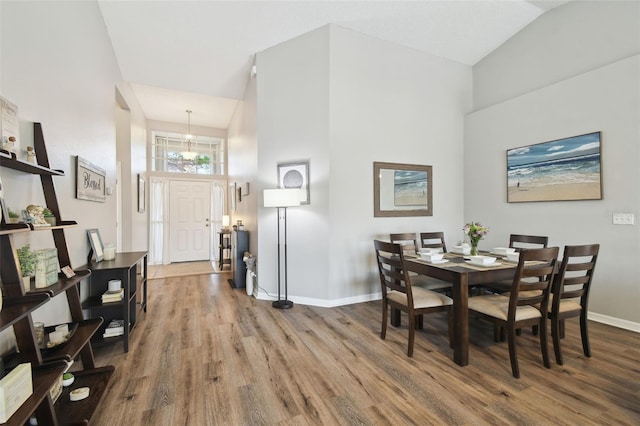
xmin=76 ymin=156 xmax=106 ymax=202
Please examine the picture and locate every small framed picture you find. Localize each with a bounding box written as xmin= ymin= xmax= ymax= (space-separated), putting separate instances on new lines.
xmin=278 ymin=161 xmax=310 ymax=205
xmin=87 ymin=228 xmax=104 ymax=263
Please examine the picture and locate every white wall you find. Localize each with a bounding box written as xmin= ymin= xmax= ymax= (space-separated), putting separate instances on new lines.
xmin=117 ymin=84 xmax=148 ymax=252
xmin=256 ymin=26 xmax=331 ymax=302
xmin=328 ymin=26 xmax=472 ymax=302
xmin=253 ymin=25 xmax=471 ymax=305
xmin=473 ymin=0 xmax=640 ymax=110
xmin=465 ymin=1 xmax=640 ymax=329
xmin=227 ymin=70 xmax=258 ymax=254
xmin=0 ymin=1 xmax=146 ymax=330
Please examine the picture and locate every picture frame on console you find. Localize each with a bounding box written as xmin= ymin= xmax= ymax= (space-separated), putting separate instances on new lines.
xmin=87 ymin=228 xmax=104 ymax=263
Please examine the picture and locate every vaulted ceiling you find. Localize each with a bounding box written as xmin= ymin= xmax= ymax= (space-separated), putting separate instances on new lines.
xmin=98 ymin=0 xmax=570 ymax=129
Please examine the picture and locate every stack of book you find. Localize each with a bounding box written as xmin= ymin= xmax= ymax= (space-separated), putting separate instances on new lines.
xmin=101 ymin=288 xmax=124 ymax=304
xmin=102 ymin=319 xmax=125 ymax=339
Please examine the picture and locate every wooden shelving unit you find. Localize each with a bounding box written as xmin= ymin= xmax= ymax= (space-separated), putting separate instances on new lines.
xmin=0 ymin=123 xmax=114 ymax=425
xmin=218 ymin=230 xmax=231 ymax=270
xmin=80 ymin=251 xmax=148 ymax=353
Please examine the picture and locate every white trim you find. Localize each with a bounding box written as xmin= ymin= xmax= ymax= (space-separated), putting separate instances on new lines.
xmin=254 ymin=292 xmax=640 ymax=333
xmin=588 ymin=312 xmax=640 ymax=333
xmin=255 ymin=291 xmax=382 ymax=308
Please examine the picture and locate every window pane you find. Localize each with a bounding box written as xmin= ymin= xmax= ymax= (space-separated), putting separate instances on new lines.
xmin=152 ymin=132 xmax=225 ymax=175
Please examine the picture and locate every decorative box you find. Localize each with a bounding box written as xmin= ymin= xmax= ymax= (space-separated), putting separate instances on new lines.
xmin=0 ymin=362 xmax=32 ymax=424
xmin=35 ymin=248 xmax=60 ymax=288
xmin=49 ymin=373 xmax=62 ymax=403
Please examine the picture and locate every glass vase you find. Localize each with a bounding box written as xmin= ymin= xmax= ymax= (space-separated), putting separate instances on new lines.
xmin=470 ymin=242 xmax=479 ymax=256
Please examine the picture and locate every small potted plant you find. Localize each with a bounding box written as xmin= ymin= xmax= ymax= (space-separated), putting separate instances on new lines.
xmin=17 ymin=244 xmax=36 ymax=291
xmin=7 ymin=208 xmax=20 ymax=224
xmin=42 ymin=208 xmax=56 ymax=226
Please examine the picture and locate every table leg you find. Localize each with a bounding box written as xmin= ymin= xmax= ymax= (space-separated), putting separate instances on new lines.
xmin=452 ymin=274 xmax=469 ymax=366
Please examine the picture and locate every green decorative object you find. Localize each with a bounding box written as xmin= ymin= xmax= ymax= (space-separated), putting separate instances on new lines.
xmin=17 ymin=244 xmax=36 ymax=277
xmin=43 ymin=208 xmax=56 ymax=226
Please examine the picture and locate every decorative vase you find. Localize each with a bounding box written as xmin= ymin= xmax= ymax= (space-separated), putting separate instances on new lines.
xmin=44 ymin=216 xmax=56 ymax=226
xmin=470 ymin=241 xmax=479 ymax=256
xmin=22 ymin=276 xmax=31 ymax=292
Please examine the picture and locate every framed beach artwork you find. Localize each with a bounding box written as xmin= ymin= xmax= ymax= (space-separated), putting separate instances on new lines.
xmin=374 ymin=162 xmax=432 ymax=217
xmin=507 ymin=132 xmax=602 ymax=203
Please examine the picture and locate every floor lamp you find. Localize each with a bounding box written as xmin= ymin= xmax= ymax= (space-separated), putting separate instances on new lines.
xmin=264 ymin=188 xmax=300 ymax=309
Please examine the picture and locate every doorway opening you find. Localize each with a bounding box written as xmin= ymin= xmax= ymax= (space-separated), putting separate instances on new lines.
xmin=149 ymin=177 xmax=225 ymax=266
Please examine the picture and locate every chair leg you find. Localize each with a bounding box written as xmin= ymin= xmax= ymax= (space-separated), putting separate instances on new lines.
xmin=551 ymin=316 xmax=563 ymax=365
xmin=416 ymin=314 xmax=424 ymax=330
xmin=506 ymin=325 xmax=520 ymax=378
xmin=448 ymin=309 xmax=454 ymax=349
xmin=407 ymin=314 xmax=416 ymax=357
xmin=391 ymin=308 xmax=401 ymax=327
xmin=532 ymin=325 xmax=539 ymax=336
xmin=580 ymin=311 xmax=591 ymax=358
xmin=560 ymin=319 xmax=565 ymax=339
xmin=493 ymin=324 xmax=503 ymax=342
xmin=381 ymin=302 xmax=388 ymax=340
xmin=539 ymin=318 xmax=550 ymax=369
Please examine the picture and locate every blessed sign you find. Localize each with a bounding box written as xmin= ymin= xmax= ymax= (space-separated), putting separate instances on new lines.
xmin=76 ymin=156 xmax=106 ymax=202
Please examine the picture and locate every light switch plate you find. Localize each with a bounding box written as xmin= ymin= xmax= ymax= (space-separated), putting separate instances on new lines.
xmin=612 ymin=213 xmax=635 ymax=225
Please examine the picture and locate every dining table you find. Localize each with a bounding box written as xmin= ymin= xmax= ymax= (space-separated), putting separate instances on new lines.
xmin=403 ymin=251 xmax=518 ymax=367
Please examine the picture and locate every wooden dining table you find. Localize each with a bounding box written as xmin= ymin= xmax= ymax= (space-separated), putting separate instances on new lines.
xmin=403 ymin=252 xmax=518 ymax=366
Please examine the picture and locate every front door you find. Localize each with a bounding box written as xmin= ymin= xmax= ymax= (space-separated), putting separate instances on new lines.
xmin=169 ymin=180 xmax=211 ymax=262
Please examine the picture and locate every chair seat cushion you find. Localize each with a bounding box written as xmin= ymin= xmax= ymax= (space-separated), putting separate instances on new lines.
xmin=536 ymin=296 xmax=582 ymax=313
xmin=468 ymin=294 xmax=542 ymax=321
xmin=388 ymin=287 xmax=452 ymax=309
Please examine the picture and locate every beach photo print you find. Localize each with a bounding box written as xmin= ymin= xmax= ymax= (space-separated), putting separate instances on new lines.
xmin=507 ymin=132 xmax=602 ymax=203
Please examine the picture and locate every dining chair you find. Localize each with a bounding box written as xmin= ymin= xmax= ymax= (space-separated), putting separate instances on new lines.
xmin=482 ymin=234 xmax=549 ymax=294
xmin=389 ymin=233 xmax=420 ymax=256
xmin=509 ymin=234 xmax=549 ymax=251
xmin=390 ymin=233 xmax=452 ymax=293
xmin=467 ymin=246 xmax=559 ymax=378
xmin=374 ymin=240 xmax=453 ymax=357
xmin=420 ymin=232 xmax=447 ymax=253
xmin=546 ymin=244 xmax=600 ymax=365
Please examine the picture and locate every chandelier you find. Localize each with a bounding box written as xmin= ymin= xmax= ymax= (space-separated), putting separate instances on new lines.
xmin=180 ymin=109 xmax=198 ymax=160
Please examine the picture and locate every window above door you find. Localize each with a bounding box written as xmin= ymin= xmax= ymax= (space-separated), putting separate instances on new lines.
xmin=152 ymin=131 xmax=225 ymax=176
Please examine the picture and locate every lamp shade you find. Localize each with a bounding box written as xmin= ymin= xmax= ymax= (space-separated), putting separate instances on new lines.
xmin=264 ymin=188 xmax=301 ymax=208
xmin=222 ymin=215 xmax=230 ymax=227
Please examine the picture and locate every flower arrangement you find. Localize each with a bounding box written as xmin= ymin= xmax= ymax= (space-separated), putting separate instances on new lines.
xmin=463 ymin=222 xmax=489 ymax=255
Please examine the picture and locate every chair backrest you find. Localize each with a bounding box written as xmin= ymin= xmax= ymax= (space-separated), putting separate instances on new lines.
xmin=551 ymin=244 xmax=600 ymax=312
xmin=374 ymin=240 xmax=414 ymax=305
xmin=419 ymin=232 xmax=447 ymax=253
xmin=509 ymin=234 xmax=549 ymax=252
xmin=508 ymin=247 xmax=559 ymax=317
xmin=389 ymin=233 xmax=418 ymax=257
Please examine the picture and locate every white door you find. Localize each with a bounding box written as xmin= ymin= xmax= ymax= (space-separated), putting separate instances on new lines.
xmin=169 ymin=180 xmax=211 ymax=262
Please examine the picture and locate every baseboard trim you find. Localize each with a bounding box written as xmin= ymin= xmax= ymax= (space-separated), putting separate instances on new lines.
xmin=588 ymin=312 xmax=640 ymax=333
xmin=255 ymin=291 xmax=639 ymax=333
xmin=255 ymin=291 xmax=382 ymax=308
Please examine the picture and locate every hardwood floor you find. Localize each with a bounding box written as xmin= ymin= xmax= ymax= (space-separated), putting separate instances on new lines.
xmin=90 ymin=273 xmax=640 ymax=425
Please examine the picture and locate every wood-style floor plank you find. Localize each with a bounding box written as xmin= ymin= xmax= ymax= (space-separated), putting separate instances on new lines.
xmin=90 ymin=272 xmax=640 ymax=425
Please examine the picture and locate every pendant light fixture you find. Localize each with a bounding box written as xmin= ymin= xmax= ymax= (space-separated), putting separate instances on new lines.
xmin=180 ymin=109 xmax=198 ymax=160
